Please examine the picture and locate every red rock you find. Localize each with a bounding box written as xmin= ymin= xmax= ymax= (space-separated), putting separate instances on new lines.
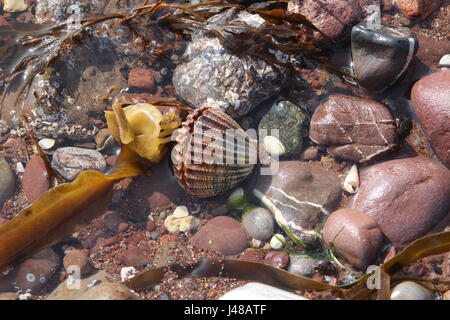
xmin=160 ymin=234 xmax=177 ymax=243
xmin=288 ymin=0 xmax=363 ymax=42
xmin=350 ymin=157 xmax=450 ymax=248
xmin=96 ymin=236 xmax=120 ymax=248
xmin=323 ymin=208 xmax=384 ymax=268
xmin=0 ymin=16 xmax=9 ymax=26
xmin=15 ymin=258 xmax=59 ymax=293
xmin=309 ymin=95 xmax=398 ymax=163
xmin=105 ymin=155 xmax=117 ymax=167
xmin=264 ymin=251 xmax=289 ymax=269
xmin=146 ymin=220 xmax=156 ymax=232
xmin=301 ymin=146 xmax=319 ymax=160
xmin=397 ymin=0 xmax=442 ymax=20
xmin=128 ymin=68 xmax=155 ymax=90
xmin=121 ymin=248 xmax=150 ymax=266
xmin=190 ymin=216 xmax=248 ymax=255
xmin=240 ymin=249 xmax=264 ymax=263
xmin=411 ymin=70 xmax=450 ymax=169
xmin=95 ymin=128 xmax=110 ymax=147
xmin=63 ymin=249 xmax=93 ymax=276
xmin=101 ymin=211 xmax=128 ymax=233
xmin=23 ymin=156 xmax=49 ymax=203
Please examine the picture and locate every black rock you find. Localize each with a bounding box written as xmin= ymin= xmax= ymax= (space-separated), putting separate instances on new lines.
xmin=351 ymin=22 xmax=418 ymax=92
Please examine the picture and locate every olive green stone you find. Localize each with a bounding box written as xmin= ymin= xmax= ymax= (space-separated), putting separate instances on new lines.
xmin=258 ymin=100 xmax=309 ymax=157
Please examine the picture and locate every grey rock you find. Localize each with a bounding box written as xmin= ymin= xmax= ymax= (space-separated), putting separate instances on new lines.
xmin=258 ymin=100 xmax=309 ymax=157
xmin=173 ymin=8 xmax=289 ymax=119
xmin=219 ymin=283 xmax=307 ymax=300
xmin=253 ymin=161 xmax=342 ymax=239
xmin=0 ymin=153 xmax=15 ymax=207
xmin=351 ymin=22 xmax=418 ymax=92
xmin=288 ymin=255 xmax=318 ymax=277
xmin=391 ymin=281 xmax=434 ymax=300
xmin=51 ymin=147 xmax=107 ymax=180
xmin=242 ymin=207 xmax=275 ymax=241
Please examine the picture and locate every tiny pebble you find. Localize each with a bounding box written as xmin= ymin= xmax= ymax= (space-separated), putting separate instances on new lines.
xmin=173 ymin=205 xmax=189 ymax=218
xmin=270 ymin=234 xmax=285 ymax=249
xmin=38 ymin=138 xmax=55 ymax=150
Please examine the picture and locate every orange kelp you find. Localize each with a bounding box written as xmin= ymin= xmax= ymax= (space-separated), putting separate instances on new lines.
xmin=0 ymin=146 xmax=147 ymax=271
xmin=124 ymin=231 xmax=450 ymax=300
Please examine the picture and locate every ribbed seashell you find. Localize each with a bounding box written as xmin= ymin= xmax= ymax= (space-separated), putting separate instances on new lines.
xmin=172 ymin=107 xmax=256 ymax=197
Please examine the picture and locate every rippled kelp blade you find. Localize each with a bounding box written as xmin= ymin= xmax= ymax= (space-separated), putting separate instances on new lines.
xmin=124 ymin=258 xmax=341 ymax=292
xmin=0 ymin=146 xmax=147 ymax=271
xmin=347 ymin=231 xmax=450 ymax=300
xmin=125 ymin=232 xmax=450 ymax=299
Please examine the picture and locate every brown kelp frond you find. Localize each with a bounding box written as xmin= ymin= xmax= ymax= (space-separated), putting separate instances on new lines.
xmin=0 ymin=145 xmax=147 ymax=272
xmin=123 ymin=231 xmax=450 ymax=300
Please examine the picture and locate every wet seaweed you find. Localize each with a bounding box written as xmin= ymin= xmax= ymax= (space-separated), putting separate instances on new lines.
xmin=123 ymin=231 xmax=450 ymax=300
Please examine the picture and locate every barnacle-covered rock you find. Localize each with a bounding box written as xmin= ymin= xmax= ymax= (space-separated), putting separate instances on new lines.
xmin=105 ymin=103 xmax=181 ymax=163
xmin=171 ymin=107 xmax=257 ymax=197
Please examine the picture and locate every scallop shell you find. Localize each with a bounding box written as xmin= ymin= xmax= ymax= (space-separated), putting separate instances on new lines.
xmin=172 ymin=107 xmax=256 ymax=197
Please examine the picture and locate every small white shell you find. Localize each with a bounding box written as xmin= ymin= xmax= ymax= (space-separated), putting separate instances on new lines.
xmin=439 ymin=54 xmax=450 ymax=69
xmin=173 ymin=205 xmax=189 ymax=218
xmin=38 ymin=138 xmax=55 ymax=150
xmin=120 ymin=266 xmax=136 ymax=282
xmin=343 ymin=164 xmax=359 ymax=194
xmin=270 ymin=234 xmax=285 ymax=249
xmin=263 ymin=136 xmax=286 ymax=156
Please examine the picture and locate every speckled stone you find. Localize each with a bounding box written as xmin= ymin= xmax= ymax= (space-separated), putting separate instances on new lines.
xmin=258 ymin=100 xmax=309 ymax=157
xmin=242 ymin=207 xmax=275 ymax=241
xmin=287 ymin=255 xmax=318 ymax=277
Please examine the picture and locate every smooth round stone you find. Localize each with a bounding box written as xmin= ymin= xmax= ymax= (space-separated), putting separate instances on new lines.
xmin=411 ymin=70 xmax=450 ymax=169
xmin=264 ymin=251 xmax=289 ymax=269
xmin=391 ymin=281 xmax=434 ymax=300
xmin=190 ymin=216 xmax=248 ymax=255
xmin=439 ymin=54 xmax=450 ymax=67
xmin=0 ymin=154 xmax=15 ymax=207
xmin=287 ymin=255 xmax=318 ymax=277
xmin=350 ymin=157 xmax=450 ymax=248
xmin=323 ymin=208 xmax=384 ymax=269
xmin=23 ymin=156 xmax=50 ymax=203
xmin=63 ymin=249 xmax=93 ymax=276
xmin=242 ymin=207 xmax=275 ymax=241
xmin=219 ymin=283 xmax=307 ymax=300
xmin=351 ymin=22 xmax=418 ymax=92
xmin=270 ymin=234 xmax=285 ymax=249
xmin=258 ymin=100 xmax=309 ymax=157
